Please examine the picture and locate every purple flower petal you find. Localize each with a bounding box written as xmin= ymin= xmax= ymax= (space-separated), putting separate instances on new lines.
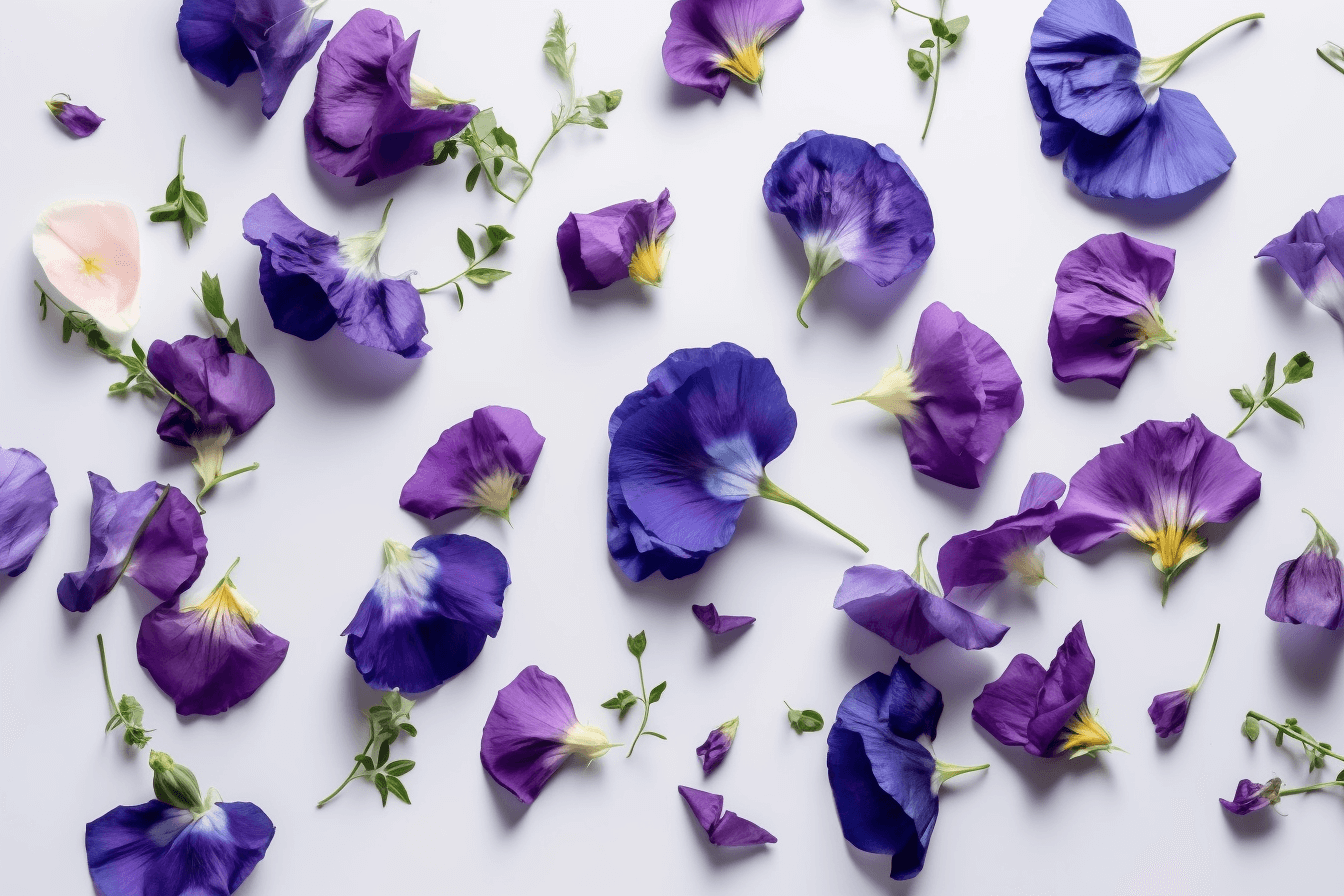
xmin=1051 ymin=415 xmax=1261 ymax=591
xmin=1220 ymin=778 xmax=1277 ymax=815
xmin=0 ymin=446 xmax=58 ymax=577
xmin=763 ymin=131 xmax=934 ymax=324
xmin=1027 ymin=0 xmax=1143 ymax=138
xmin=1256 ymin=196 xmax=1344 ymax=324
xmin=691 ymin=603 xmax=755 ymax=633
xmin=1025 ymin=62 xmax=1080 ymax=157
xmin=401 ymin=407 xmax=545 ymax=520
xmin=481 ymin=665 xmax=615 ymax=804
xmin=137 ymin=570 xmax=288 ymax=716
xmin=58 ymin=475 xmax=207 ymax=613
xmin=47 ymin=100 xmax=104 ymax=137
xmin=177 ymin=0 xmax=257 ymax=86
xmin=696 ymin=719 xmax=738 ymax=773
xmin=1147 ymin=689 xmax=1192 ymax=738
xmin=662 ymin=0 xmax=804 ymax=97
xmin=937 ymin=473 xmax=1064 ymax=591
xmin=1048 ymin=233 xmax=1177 ymax=386
xmin=304 ymin=9 xmax=477 ymax=185
xmin=343 ymin=534 xmax=509 ymax=693
xmin=87 ymin=798 xmax=274 ymax=895
xmin=147 ymin=335 xmax=276 ymax=447
xmin=233 ymin=0 xmax=333 ymax=118
xmin=677 ymin=786 xmax=777 ymax=846
xmin=834 ymin=565 xmax=1007 ymax=654
xmin=1266 ymin=510 xmax=1344 ymax=629
xmin=557 ymin=200 xmax=643 ymax=291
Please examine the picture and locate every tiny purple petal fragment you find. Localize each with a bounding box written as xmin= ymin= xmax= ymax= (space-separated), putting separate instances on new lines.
xmin=692 ymin=603 xmax=755 ymax=634
xmin=678 ymin=786 xmax=776 ymax=846
xmin=47 ymin=99 xmax=104 ymax=137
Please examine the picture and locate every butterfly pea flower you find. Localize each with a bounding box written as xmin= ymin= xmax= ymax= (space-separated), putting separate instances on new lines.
xmin=1266 ymin=509 xmax=1344 ymax=629
xmin=607 ymin=342 xmax=867 ymax=582
xmin=32 ymin=199 xmax=140 ymax=336
xmin=305 ymin=8 xmax=477 ymax=185
xmin=45 ymin=94 xmax=103 ymax=137
xmin=1048 ymin=233 xmax=1176 ymax=387
xmin=0 ymin=446 xmax=58 ymax=577
xmin=1148 ymin=624 xmax=1220 ymax=738
xmin=399 ymin=406 xmax=545 ymax=521
xmin=1256 ymin=196 xmax=1344 ymax=327
xmin=147 ymin=335 xmax=275 ymax=502
xmin=1220 ymin=778 xmax=1280 ymax=815
xmin=177 ymin=0 xmax=333 ymax=118
xmin=138 ymin=559 xmax=289 ymax=716
xmin=480 ymin=665 xmax=618 ymax=804
xmin=834 ymin=534 xmax=1008 ymax=655
xmin=344 ymin=534 xmax=509 ymax=693
xmin=837 ymin=301 xmax=1023 ymax=489
xmin=972 ymin=621 xmax=1117 ymax=759
xmin=1026 ymin=0 xmax=1261 ymax=199
xmin=58 ymin=474 xmax=208 ymax=613
xmin=87 ymin=751 xmax=274 ymax=896
xmin=557 ymin=189 xmax=675 ymax=291
xmin=1051 ymin=415 xmax=1261 ymax=603
xmin=937 ymin=473 xmax=1066 ymax=592
xmin=662 ymin=0 xmax=803 ymax=98
xmin=678 ymin=786 xmax=776 ymax=847
xmin=764 ymin=130 xmax=934 ymax=326
xmin=243 ymin=194 xmax=430 ymax=359
xmin=692 ymin=603 xmax=755 ymax=634
xmin=696 ymin=718 xmax=739 ymax=773
xmin=828 ymin=659 xmax=987 ymax=881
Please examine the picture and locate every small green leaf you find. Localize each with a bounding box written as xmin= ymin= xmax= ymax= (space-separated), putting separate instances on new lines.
xmin=485 ymin=224 xmax=514 ymax=248
xmin=1265 ymin=396 xmax=1304 ymax=426
xmin=1283 ymin=351 xmax=1314 ymax=383
xmin=642 ymin=732 xmax=667 ymax=740
xmin=586 ymin=117 xmax=608 ymax=130
xmin=1241 ymin=715 xmax=1261 ymax=741
xmin=788 ymin=707 xmax=824 ymax=734
xmin=907 ymin=49 xmax=933 ymax=75
xmin=466 ymin=165 xmax=481 ymax=192
xmin=919 ymin=39 xmax=935 ymax=49
xmin=376 ymin=741 xmax=391 ymax=767
xmin=385 ymin=776 xmax=411 ymax=804
xmin=164 ymin=174 xmax=183 ymax=204
xmin=148 ymin=207 xmax=181 ymax=222
xmin=543 ymin=11 xmax=576 ymax=83
xmin=452 ymin=281 xmax=465 ymax=310
xmin=648 ymin=681 xmax=667 ymax=704
xmin=1319 ymin=41 xmax=1344 ymax=76
xmin=930 ymin=18 xmax=949 ymax=38
xmin=224 ymin=319 xmax=246 ymax=356
xmin=1264 ymin=352 xmax=1277 ymax=392
xmin=373 ymin=773 xmax=389 ymax=805
xmin=490 ymin=127 xmax=518 ymax=155
xmin=491 ymin=157 xmax=505 ymax=177
xmin=357 ymin=754 xmax=374 ymax=770
xmin=946 ymin=15 xmax=970 ymax=35
xmin=183 ymin=191 xmax=208 ymax=224
xmin=457 ymin=228 xmax=475 ymax=261
xmin=627 ymin=631 xmax=647 ymax=658
xmin=601 ymin=696 xmax=624 ymax=709
xmin=1228 ymin=387 xmax=1254 ymax=408
xmin=465 ymin=268 xmax=509 ymax=285
xmin=399 ymin=723 xmax=418 ymax=737
xmin=200 ymin=272 xmax=225 ymax=319
xmin=385 ymin=760 xmax=415 ymax=777
xmin=427 ymin=139 xmax=458 ymax=164
xmin=180 ymin=215 xmax=196 ymax=246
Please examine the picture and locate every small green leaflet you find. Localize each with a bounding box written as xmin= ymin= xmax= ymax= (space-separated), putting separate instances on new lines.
xmin=318 ymin=691 xmax=419 ymax=808
xmin=893 ymin=2 xmax=970 ymax=139
xmin=1241 ymin=715 xmax=1260 ymax=741
xmin=1226 ymin=350 xmax=1313 ymax=437
xmin=196 ymin=271 xmax=248 ymax=355
xmin=417 ymin=224 xmax=514 ymax=306
xmin=605 ymin=631 xmax=666 ymax=757
xmin=148 ymin=136 xmax=208 ymax=246
xmin=1319 ymin=41 xmax=1344 ymax=76
xmin=786 ymin=703 xmax=824 ymax=733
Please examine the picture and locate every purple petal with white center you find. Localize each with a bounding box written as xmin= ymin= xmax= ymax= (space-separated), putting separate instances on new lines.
xmin=1027 ymin=0 xmax=1143 ymax=138
xmin=937 ymin=473 xmax=1065 ymax=591
xmin=58 ymin=475 xmax=207 ymax=613
xmin=1051 ymin=415 xmax=1260 ymax=582
xmin=343 ymin=534 xmax=509 ymax=693
xmin=1256 ymin=196 xmax=1344 ymax=325
xmin=233 ymin=0 xmax=333 ymax=118
xmin=147 ymin=335 xmax=276 ymax=447
xmin=662 ymin=0 xmax=803 ymax=97
xmin=678 ymin=786 xmax=776 ymax=846
xmin=692 ymin=603 xmax=755 ymax=633
xmin=1147 ymin=688 xmax=1192 ymax=738
xmin=1220 ymin=779 xmax=1275 ymax=815
xmin=972 ymin=621 xmax=1094 ymax=756
xmin=177 ymin=0 xmax=257 ymax=86
xmin=86 ymin=798 xmax=274 ymax=896
xmin=49 ymin=100 xmax=104 ymax=137
xmin=834 ymin=565 xmax=1008 ymax=654
xmin=902 ymin=302 xmax=1023 ymax=489
xmin=0 ymin=446 xmax=58 ymax=577
xmin=1048 ymin=232 xmax=1176 ymax=386
xmin=400 ymin=406 xmax=545 ymax=520
xmin=137 ymin=574 xmax=288 ymax=716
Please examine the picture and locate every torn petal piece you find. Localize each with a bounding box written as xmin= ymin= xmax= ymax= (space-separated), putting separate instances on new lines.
xmin=678 ymin=785 xmax=777 ymax=846
xmin=691 ymin=603 xmax=755 ymax=633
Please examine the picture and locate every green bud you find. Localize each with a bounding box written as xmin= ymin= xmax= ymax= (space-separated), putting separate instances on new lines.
xmin=1240 ymin=715 xmax=1260 ymax=741
xmin=149 ymin=751 xmax=207 ymax=814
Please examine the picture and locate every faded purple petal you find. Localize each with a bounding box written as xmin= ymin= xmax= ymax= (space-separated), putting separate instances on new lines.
xmin=903 ymin=302 xmax=1024 ymax=489
xmin=480 ymin=666 xmax=580 ymax=804
xmin=972 ymin=621 xmax=1093 ymax=756
xmin=400 ymin=407 xmax=545 ymax=519
xmin=937 ymin=472 xmax=1064 ymax=590
xmin=49 ymin=101 xmax=104 ymax=137
xmin=233 ymin=0 xmax=333 ymax=118
xmin=1048 ymin=233 xmax=1177 ymax=386
xmin=1220 ymin=779 xmax=1274 ymax=816
xmin=692 ymin=603 xmax=755 ymax=633
xmin=177 ymin=0 xmax=257 ymax=86
xmin=834 ymin=565 xmax=1007 ymax=654
xmin=1256 ymin=196 xmax=1344 ymax=324
xmin=147 ymin=335 xmax=276 ymax=447
xmin=662 ymin=0 xmax=803 ymax=98
xmin=1147 ymin=688 xmax=1191 ymax=738
xmin=0 ymin=446 xmax=58 ymax=577
xmin=86 ymin=798 xmax=274 ymax=896
xmin=677 ymin=786 xmax=776 ymax=846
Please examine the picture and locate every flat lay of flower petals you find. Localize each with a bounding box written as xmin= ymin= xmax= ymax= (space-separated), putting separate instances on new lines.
xmin=9 ymin=0 xmax=1344 ymax=893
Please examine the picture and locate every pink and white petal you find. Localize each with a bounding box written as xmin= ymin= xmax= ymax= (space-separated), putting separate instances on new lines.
xmin=33 ymin=200 xmax=141 ymax=335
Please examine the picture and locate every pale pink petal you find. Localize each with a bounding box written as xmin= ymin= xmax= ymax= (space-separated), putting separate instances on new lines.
xmin=33 ymin=200 xmax=141 ymax=335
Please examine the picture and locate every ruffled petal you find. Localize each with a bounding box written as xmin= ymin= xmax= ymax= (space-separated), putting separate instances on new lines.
xmin=662 ymin=0 xmax=803 ymax=97
xmin=242 ymin=193 xmax=339 ymax=340
xmin=480 ymin=665 xmax=579 ymax=804
xmin=1027 ymin=0 xmax=1143 ymax=137
xmin=691 ymin=603 xmax=755 ymax=633
xmin=1266 ymin=551 xmax=1344 ymax=629
xmin=677 ymin=786 xmax=776 ymax=846
xmin=177 ymin=0 xmax=258 ymax=86
xmin=233 ymin=0 xmax=333 ymax=118
xmin=834 ymin=565 xmax=1007 ymax=654
xmin=147 ymin=335 xmax=276 ymax=447
xmin=0 ymin=446 xmax=58 ymax=577
xmin=557 ymin=201 xmax=642 ymax=291
xmin=971 ymin=653 xmax=1047 ymax=750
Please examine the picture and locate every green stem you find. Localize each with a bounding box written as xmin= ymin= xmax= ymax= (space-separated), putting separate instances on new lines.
xmin=513 ymin=125 xmax=562 ymax=204
xmin=1227 ymin=382 xmax=1286 ymax=437
xmin=1145 ymin=14 xmax=1264 ymax=85
xmin=911 ymin=533 xmax=942 ymax=596
xmin=891 ymin=2 xmax=935 ymax=20
xmin=417 ymin=269 xmax=469 ymax=295
xmin=111 ymin=486 xmax=171 ymax=589
xmin=1319 ymin=43 xmax=1344 ymax=76
xmin=1247 ymin=712 xmax=1344 ymax=765
xmin=921 ymin=1 xmax=944 ymax=140
xmin=796 ymin=274 xmax=820 ymax=328
xmin=626 ymin=654 xmax=651 ymax=758
xmin=176 ymin=135 xmax=186 ymax=181
xmin=196 ymin=462 xmax=259 ymax=507
xmin=317 ymin=730 xmax=376 ymax=807
xmin=1191 ymin=623 xmax=1221 ymax=692
xmin=1279 ymin=780 xmax=1344 ymax=798
xmin=97 ymin=634 xmax=117 ymax=712
xmin=757 ymin=475 xmax=868 ymax=553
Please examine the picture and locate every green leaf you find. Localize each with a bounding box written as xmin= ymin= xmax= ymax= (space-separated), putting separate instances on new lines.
xmin=490 ymin=127 xmax=518 ymax=156
xmin=600 ymin=696 xmax=624 ymax=709
xmin=648 ymin=681 xmax=667 ymax=704
xmin=627 ymin=631 xmax=647 ymax=658
xmin=385 ymin=776 xmax=411 ymax=804
xmin=180 ymin=215 xmax=196 ymax=247
xmin=224 ymin=319 xmax=246 ymax=356
xmin=491 ymin=157 xmax=505 ymax=177
xmin=427 ymin=139 xmax=458 ymax=164
xmin=384 ymin=760 xmax=415 ymax=777
xmin=164 ymin=174 xmax=183 ymax=204
xmin=357 ymin=754 xmax=374 ymax=770
xmin=1241 ymin=716 xmax=1260 ymax=741
xmin=946 ymin=15 xmax=970 ymax=35
xmin=919 ymin=39 xmax=935 ymax=49
xmin=543 ymin=10 xmax=576 ymax=83
xmin=1265 ymin=396 xmax=1305 ymax=426
xmin=930 ymin=18 xmax=948 ymax=38
xmin=466 ymin=165 xmax=481 ymax=192
xmin=1283 ymin=351 xmax=1314 ymax=383
xmin=148 ymin=206 xmax=181 ymax=222
xmin=586 ymin=117 xmax=608 ymax=130
xmin=399 ymin=723 xmax=418 ymax=737
xmin=1228 ymin=387 xmax=1253 ymax=408
xmin=376 ymin=741 xmax=392 ymax=767
xmin=374 ymin=773 xmax=389 ymax=805
xmin=1319 ymin=41 xmax=1344 ymax=76
xmin=788 ymin=706 xmax=824 ymax=733
xmin=200 ymin=272 xmax=225 ymax=319
xmin=465 ymin=268 xmax=510 ymax=285
xmin=642 ymin=732 xmax=667 ymax=740
xmin=1263 ymin=352 xmax=1277 ymax=393
xmin=907 ymin=49 xmax=933 ymax=75
xmin=485 ymin=225 xmax=514 ymax=248
xmin=183 ymin=190 xmax=208 ymax=224
xmin=457 ymin=228 xmax=476 ymax=261
xmin=452 ymin=281 xmax=465 ymax=310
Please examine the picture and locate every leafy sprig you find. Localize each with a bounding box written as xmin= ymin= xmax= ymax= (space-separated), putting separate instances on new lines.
xmin=894 ymin=1 xmax=969 ymax=139
xmin=196 ymin=271 xmax=247 ymax=355
xmin=97 ymin=634 xmax=153 ymax=748
xmin=785 ymin=702 xmax=824 ymax=734
xmin=417 ymin=225 xmax=514 ymax=307
xmin=601 ymin=631 xmax=667 ymax=757
xmin=1227 ymin=351 xmax=1313 ymax=437
xmin=36 ymin=282 xmax=199 ymax=415
xmin=1243 ymin=711 xmax=1344 ymax=772
xmin=437 ymin=11 xmax=620 ymax=203
xmin=148 ymin=136 xmax=208 ymax=245
xmin=318 ymin=691 xmax=418 ymax=808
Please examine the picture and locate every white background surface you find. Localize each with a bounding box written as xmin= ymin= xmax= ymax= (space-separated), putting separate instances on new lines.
xmin=4 ymin=1 xmax=1344 ymax=893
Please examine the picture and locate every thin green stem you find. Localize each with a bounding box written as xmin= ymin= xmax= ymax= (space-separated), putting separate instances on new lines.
xmin=97 ymin=634 xmax=117 ymax=711
xmin=1191 ymin=623 xmax=1221 ymax=692
xmin=796 ymin=275 xmax=821 ymax=328
xmin=513 ymin=126 xmax=562 ymax=203
xmin=1279 ymin=780 xmax=1344 ymax=798
xmin=176 ymin=135 xmax=186 ymax=180
xmin=1147 ymin=14 xmax=1264 ymax=83
xmin=757 ymin=476 xmax=868 ymax=552
xmin=891 ymin=2 xmax=935 ymax=20
xmin=921 ymin=1 xmax=944 ymax=140
xmin=111 ymin=486 xmax=171 ymax=589
xmin=626 ymin=654 xmax=651 ymax=758
xmin=1227 ymin=381 xmax=1287 ymax=437
xmin=317 ymin=730 xmax=376 ymax=807
xmin=196 ymin=462 xmax=259 ymax=507
xmin=417 ymin=268 xmax=470 ymax=295
xmin=1247 ymin=712 xmax=1344 ymax=765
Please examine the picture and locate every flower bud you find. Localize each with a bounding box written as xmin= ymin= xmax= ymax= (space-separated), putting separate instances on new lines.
xmin=149 ymin=751 xmax=206 ymax=814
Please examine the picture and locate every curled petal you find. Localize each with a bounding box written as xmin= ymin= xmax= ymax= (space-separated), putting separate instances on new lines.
xmin=148 ymin=335 xmax=276 ymax=447
xmin=1256 ymin=196 xmax=1344 ymax=325
xmin=678 ymin=786 xmax=776 ymax=846
xmin=691 ymin=603 xmax=755 ymax=633
xmin=834 ymin=565 xmax=1007 ymax=654
xmin=0 ymin=446 xmax=59 ymax=577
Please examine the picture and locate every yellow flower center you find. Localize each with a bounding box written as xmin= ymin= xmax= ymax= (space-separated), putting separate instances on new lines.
xmin=472 ymin=469 xmax=520 ymax=518
xmin=80 ymin=254 xmax=105 ymax=277
xmin=627 ymin=237 xmax=668 ymax=287
xmin=717 ymin=41 xmax=765 ymax=84
xmin=1057 ymin=704 xmax=1114 ymax=757
xmin=1132 ymin=522 xmax=1206 ymax=574
xmin=560 ymin=722 xmax=618 ymax=762
xmin=188 ymin=579 xmax=258 ymax=626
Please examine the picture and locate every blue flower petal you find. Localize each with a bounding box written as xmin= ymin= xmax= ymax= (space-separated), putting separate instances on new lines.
xmin=1028 ymin=0 xmax=1144 ymax=138
xmin=177 ymin=0 xmax=258 ymax=86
